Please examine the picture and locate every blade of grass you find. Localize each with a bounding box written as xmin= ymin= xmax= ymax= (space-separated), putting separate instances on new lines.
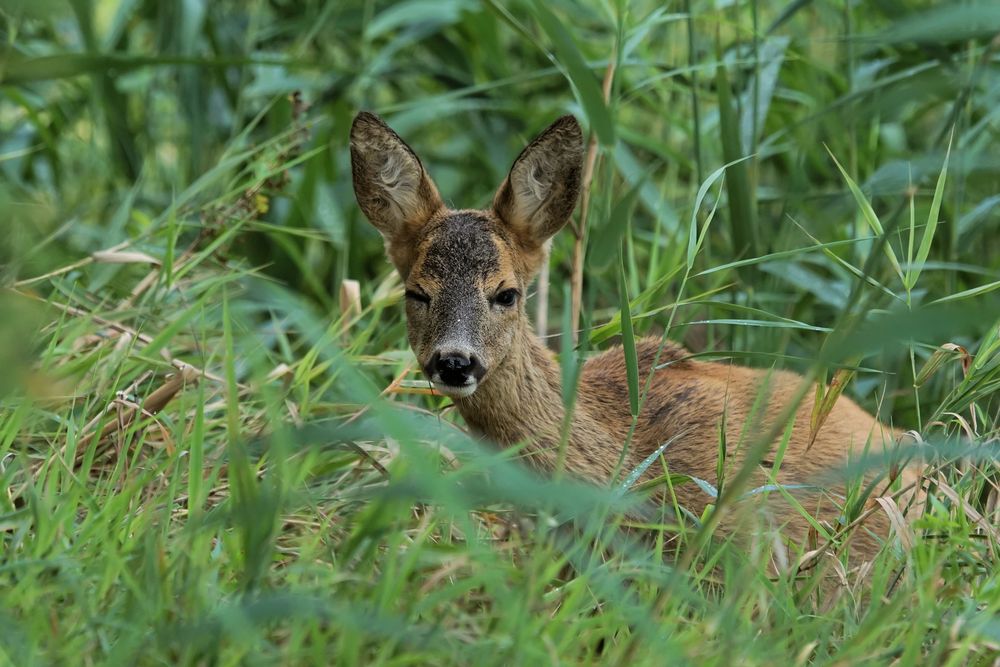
xmin=618 ymin=248 xmax=639 ymax=417
xmin=715 ymin=59 xmax=759 ymax=267
xmin=906 ymin=131 xmax=953 ymax=289
xmin=826 ymin=146 xmax=905 ymax=283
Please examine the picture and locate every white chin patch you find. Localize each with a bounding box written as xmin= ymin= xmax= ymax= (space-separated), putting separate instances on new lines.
xmin=432 ymin=381 xmax=478 ymax=399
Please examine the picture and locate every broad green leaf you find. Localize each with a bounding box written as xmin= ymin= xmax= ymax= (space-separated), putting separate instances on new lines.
xmin=365 ymin=0 xmax=474 ymax=39
xmin=879 ymin=1 xmax=1000 ymax=44
xmin=915 ymin=344 xmax=969 ymax=387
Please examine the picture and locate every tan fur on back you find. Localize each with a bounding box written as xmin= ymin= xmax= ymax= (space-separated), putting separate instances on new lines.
xmin=460 ymin=333 xmax=915 ymax=561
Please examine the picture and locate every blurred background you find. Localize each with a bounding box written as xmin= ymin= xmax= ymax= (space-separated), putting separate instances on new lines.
xmin=3 ymin=0 xmax=998 ymax=421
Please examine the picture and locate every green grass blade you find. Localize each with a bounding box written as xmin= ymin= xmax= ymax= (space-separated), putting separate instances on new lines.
xmin=688 ymin=155 xmax=754 ymax=269
xmin=826 ymin=146 xmax=905 ymax=283
xmin=715 ymin=60 xmax=759 ymax=265
xmin=618 ymin=249 xmax=639 ymax=417
xmin=907 ymin=132 xmax=953 ymax=289
xmin=929 ymin=279 xmax=1000 ymax=304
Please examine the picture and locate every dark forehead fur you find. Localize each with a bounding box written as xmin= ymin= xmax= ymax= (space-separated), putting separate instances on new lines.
xmin=418 ymin=212 xmax=510 ymax=282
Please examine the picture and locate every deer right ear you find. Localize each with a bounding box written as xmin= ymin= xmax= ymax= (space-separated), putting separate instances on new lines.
xmin=350 ymin=112 xmax=444 ymax=274
xmin=492 ymin=115 xmax=584 ymax=249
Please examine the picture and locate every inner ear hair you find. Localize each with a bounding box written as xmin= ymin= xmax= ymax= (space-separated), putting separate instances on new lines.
xmin=350 ymin=112 xmax=444 ymax=266
xmin=493 ymin=115 xmax=584 ymax=248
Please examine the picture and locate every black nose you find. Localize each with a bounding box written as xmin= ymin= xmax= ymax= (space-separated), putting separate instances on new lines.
xmin=429 ymin=350 xmax=483 ymax=386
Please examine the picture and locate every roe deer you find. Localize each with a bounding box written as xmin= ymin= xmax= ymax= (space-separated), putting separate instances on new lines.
xmin=349 ymin=111 xmax=919 ymax=564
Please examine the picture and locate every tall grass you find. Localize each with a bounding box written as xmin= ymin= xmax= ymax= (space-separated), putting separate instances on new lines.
xmin=1 ymin=0 xmax=999 ymax=663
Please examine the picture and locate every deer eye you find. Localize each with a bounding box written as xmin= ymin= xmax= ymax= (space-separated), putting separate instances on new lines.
xmin=492 ymin=288 xmax=519 ymax=308
xmin=405 ymin=289 xmax=430 ymax=305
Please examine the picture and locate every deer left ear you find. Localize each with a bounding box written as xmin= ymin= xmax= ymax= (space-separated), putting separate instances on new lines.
xmin=492 ymin=115 xmax=584 ymax=249
xmin=350 ymin=112 xmax=445 ymax=275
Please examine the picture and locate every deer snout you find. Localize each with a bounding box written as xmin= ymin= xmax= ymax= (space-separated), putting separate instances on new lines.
xmin=428 ymin=348 xmax=485 ymax=389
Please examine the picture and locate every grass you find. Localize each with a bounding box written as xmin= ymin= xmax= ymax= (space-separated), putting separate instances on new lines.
xmin=2 ymin=0 xmax=1000 ymax=664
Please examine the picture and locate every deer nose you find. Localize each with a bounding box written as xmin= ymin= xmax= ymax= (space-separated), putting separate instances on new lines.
xmin=429 ymin=349 xmax=484 ymax=386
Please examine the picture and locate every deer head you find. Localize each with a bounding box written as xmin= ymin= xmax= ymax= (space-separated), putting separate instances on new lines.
xmin=350 ymin=112 xmax=584 ymax=397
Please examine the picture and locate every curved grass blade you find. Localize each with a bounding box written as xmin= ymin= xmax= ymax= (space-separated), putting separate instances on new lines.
xmin=823 ymin=150 xmax=905 ymax=283
xmin=906 ymin=131 xmax=953 ymax=290
xmin=688 ymin=155 xmax=754 ymax=268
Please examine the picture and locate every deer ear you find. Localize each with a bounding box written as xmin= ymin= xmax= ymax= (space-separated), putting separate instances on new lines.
xmin=350 ymin=112 xmax=444 ymax=273
xmin=492 ymin=115 xmax=584 ymax=248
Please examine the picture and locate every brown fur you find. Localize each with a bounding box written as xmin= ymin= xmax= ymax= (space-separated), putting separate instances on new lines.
xmin=350 ymin=112 xmax=919 ymax=566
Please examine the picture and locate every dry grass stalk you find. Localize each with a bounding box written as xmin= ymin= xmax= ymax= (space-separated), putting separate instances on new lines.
xmin=934 ymin=474 xmax=1000 ymax=557
xmin=535 ymin=252 xmax=550 ymax=338
xmin=11 ymin=239 xmax=134 ymax=288
xmin=569 ymin=59 xmax=616 ymax=344
xmin=339 ymin=278 xmax=362 ymax=342
xmin=91 ymin=250 xmax=161 ymax=265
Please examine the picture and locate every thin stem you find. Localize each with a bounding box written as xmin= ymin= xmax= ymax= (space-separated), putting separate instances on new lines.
xmin=536 ymin=245 xmax=550 ymax=337
xmin=570 ymin=58 xmax=616 ymax=345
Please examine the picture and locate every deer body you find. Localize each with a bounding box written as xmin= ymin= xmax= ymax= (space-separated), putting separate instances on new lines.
xmin=458 ymin=326 xmax=901 ymax=556
xmin=350 ymin=112 xmax=911 ymax=561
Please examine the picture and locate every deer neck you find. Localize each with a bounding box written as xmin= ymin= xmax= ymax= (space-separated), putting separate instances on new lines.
xmin=453 ymin=320 xmax=616 ymax=479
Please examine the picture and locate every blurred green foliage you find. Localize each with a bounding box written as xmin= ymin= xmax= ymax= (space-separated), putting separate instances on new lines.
xmin=1 ymin=0 xmax=999 ymax=663
xmin=3 ymin=1 xmax=998 ymax=368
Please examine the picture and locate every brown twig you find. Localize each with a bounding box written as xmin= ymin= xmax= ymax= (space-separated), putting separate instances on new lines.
xmin=78 ymin=365 xmax=199 ymax=450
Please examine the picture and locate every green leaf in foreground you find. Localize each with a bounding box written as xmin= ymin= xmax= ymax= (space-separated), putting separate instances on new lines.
xmin=618 ymin=249 xmax=640 ymax=417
